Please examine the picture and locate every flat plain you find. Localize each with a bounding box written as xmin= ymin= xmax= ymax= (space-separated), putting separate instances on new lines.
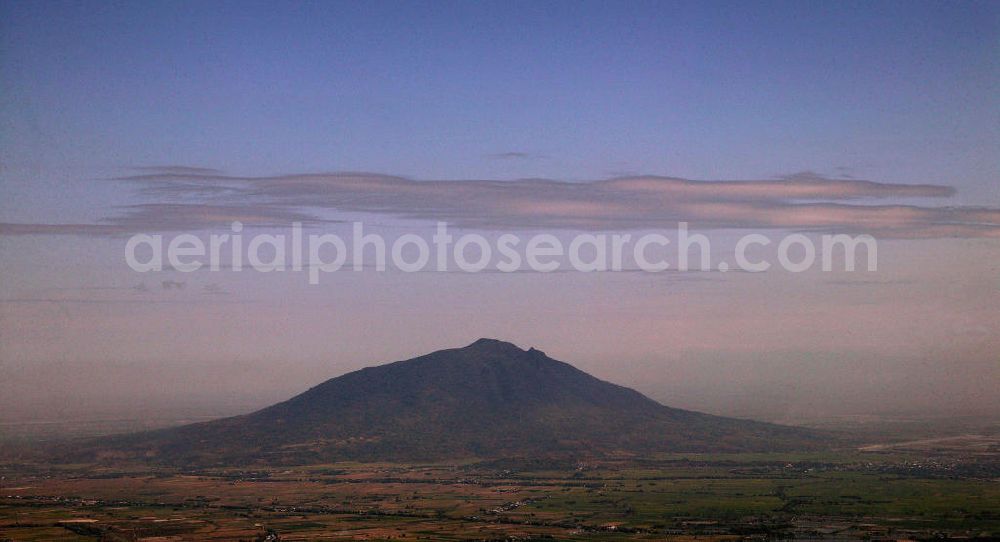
xmin=2 ymin=439 xmax=998 ymax=541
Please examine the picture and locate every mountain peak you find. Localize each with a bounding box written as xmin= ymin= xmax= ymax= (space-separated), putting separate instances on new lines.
xmin=465 ymin=337 xmax=526 ymax=352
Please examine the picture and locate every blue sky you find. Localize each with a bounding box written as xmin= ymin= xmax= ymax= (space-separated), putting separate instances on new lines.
xmin=3 ymin=1 xmax=997 ymax=198
xmin=0 ymin=1 xmax=998 ymax=423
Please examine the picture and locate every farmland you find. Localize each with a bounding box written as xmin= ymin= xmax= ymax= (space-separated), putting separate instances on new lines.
xmin=2 ymin=446 xmax=997 ymax=541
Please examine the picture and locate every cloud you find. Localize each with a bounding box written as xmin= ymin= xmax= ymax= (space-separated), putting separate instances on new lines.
xmin=0 ymin=204 xmax=336 ymax=236
xmin=131 ymin=165 xmax=224 ymax=175
xmin=0 ymin=223 xmax=129 ymax=236
xmin=0 ymin=297 xmax=250 ymax=305
xmin=109 ymin=203 xmax=331 ymax=230
xmin=1 ymin=169 xmax=998 ymax=238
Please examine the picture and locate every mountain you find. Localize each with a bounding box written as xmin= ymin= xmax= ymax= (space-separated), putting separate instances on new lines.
xmin=75 ymin=339 xmax=827 ymax=465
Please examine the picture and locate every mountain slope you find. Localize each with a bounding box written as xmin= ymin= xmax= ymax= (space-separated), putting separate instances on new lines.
xmin=84 ymin=339 xmax=827 ymax=464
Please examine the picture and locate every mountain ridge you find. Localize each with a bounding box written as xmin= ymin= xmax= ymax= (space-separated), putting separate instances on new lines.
xmin=68 ymin=339 xmax=829 ymax=465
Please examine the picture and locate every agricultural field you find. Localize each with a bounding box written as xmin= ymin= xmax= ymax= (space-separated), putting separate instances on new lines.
xmin=2 ymin=447 xmax=997 ymax=541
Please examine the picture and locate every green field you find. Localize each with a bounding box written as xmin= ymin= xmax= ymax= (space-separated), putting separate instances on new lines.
xmin=2 ymin=446 xmax=997 ymax=541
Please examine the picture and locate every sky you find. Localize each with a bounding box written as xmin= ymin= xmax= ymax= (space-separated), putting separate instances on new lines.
xmin=1 ymin=1 xmax=998 ymax=426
